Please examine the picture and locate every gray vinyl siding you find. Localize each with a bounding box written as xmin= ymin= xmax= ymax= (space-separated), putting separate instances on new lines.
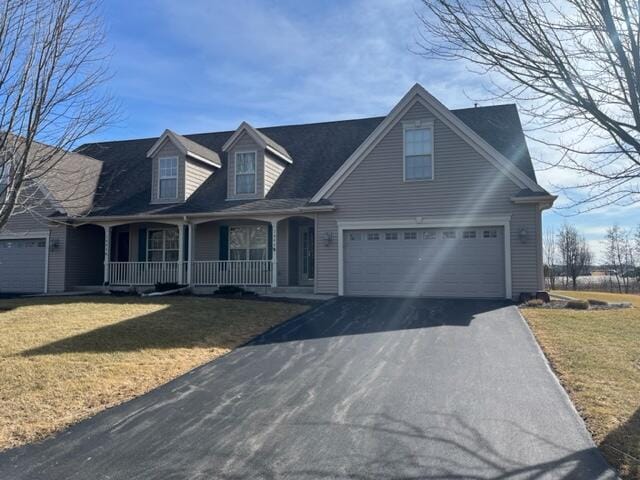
xmin=0 ymin=190 xmax=67 ymax=293
xmin=264 ymin=152 xmax=286 ymax=195
xmin=185 ymin=158 xmax=214 ymax=199
xmin=315 ymin=101 xmax=541 ymax=298
xmin=150 ymin=139 xmax=185 ymax=204
xmin=65 ymin=224 xmax=104 ymax=288
xmin=227 ymin=132 xmax=268 ymax=200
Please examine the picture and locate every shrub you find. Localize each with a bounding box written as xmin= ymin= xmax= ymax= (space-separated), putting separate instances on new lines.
xmin=566 ymin=300 xmax=589 ymax=310
xmin=155 ymin=282 xmax=181 ymax=292
xmin=214 ymin=285 xmax=246 ymax=295
xmin=587 ymin=298 xmax=608 ymax=306
xmin=526 ymin=299 xmax=544 ymax=307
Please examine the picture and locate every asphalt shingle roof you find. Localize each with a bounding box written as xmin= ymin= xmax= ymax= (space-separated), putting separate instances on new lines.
xmin=75 ymin=104 xmax=537 ymax=218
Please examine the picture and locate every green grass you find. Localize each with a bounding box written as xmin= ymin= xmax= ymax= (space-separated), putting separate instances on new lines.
xmin=522 ymin=291 xmax=640 ymax=479
xmin=0 ymin=296 xmax=309 ymax=450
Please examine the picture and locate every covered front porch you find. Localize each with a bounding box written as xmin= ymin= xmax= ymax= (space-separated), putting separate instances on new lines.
xmin=96 ymin=215 xmax=316 ymax=290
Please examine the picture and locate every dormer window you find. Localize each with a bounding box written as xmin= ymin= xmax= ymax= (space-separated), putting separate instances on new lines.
xmin=158 ymin=156 xmax=178 ymax=199
xmin=235 ymin=152 xmax=256 ymax=194
xmin=404 ymin=123 xmax=433 ymax=181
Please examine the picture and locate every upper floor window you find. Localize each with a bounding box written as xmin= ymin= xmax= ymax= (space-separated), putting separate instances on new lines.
xmin=404 ymin=126 xmax=433 ymax=181
xmin=158 ymin=156 xmax=178 ymax=199
xmin=235 ymin=152 xmax=256 ymax=194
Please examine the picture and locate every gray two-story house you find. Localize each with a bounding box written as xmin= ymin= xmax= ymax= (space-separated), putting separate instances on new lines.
xmin=0 ymin=84 xmax=556 ymax=299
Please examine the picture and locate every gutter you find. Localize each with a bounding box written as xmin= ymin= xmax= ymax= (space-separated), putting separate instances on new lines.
xmin=61 ymin=204 xmax=336 ymax=225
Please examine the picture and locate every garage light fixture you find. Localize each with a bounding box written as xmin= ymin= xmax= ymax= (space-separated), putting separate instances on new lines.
xmin=518 ymin=228 xmax=528 ymax=243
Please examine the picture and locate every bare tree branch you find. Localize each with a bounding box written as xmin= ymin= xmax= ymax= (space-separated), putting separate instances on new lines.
xmin=416 ymin=0 xmax=640 ymax=211
xmin=0 ymin=0 xmax=115 ymax=228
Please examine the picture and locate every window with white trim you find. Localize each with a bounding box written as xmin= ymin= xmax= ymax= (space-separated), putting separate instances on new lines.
xmin=404 ymin=231 xmax=417 ymax=240
xmin=483 ymin=229 xmax=497 ymax=238
xmin=404 ymin=126 xmax=433 ymax=180
xmin=385 ymin=232 xmax=398 ymax=240
xmin=229 ymin=225 xmax=267 ymax=260
xmin=235 ymin=152 xmax=257 ymax=194
xmin=147 ymin=229 xmax=179 ymax=262
xmin=367 ymin=232 xmax=380 ymax=241
xmin=443 ymin=230 xmax=456 ymax=239
xmin=463 ymin=230 xmax=477 ymax=239
xmin=158 ymin=156 xmax=178 ymax=199
xmin=423 ymin=231 xmax=436 ymax=240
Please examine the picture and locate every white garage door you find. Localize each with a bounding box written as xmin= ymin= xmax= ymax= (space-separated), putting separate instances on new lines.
xmin=0 ymin=238 xmax=47 ymax=293
xmin=344 ymin=227 xmax=505 ymax=298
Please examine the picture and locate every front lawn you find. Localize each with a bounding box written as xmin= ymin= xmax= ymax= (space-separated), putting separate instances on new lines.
xmin=0 ymin=296 xmax=309 ymax=451
xmin=522 ymin=290 xmax=640 ymax=479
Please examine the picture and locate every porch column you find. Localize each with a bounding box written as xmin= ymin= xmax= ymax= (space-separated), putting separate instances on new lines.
xmin=270 ymin=219 xmax=278 ymax=287
xmin=178 ymin=224 xmax=184 ymax=284
xmin=103 ymin=225 xmax=111 ymax=285
xmin=187 ymin=223 xmax=194 ymax=286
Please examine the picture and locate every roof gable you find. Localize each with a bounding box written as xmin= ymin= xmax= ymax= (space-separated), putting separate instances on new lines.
xmin=147 ymin=129 xmax=221 ymax=167
xmin=222 ymin=122 xmax=293 ymax=163
xmin=310 ymin=84 xmax=544 ymax=202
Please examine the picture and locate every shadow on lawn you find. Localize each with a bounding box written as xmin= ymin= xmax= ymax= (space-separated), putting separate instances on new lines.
xmin=601 ymin=406 xmax=640 ymax=479
xmin=15 ymin=296 xmax=289 ymax=356
xmin=17 ymin=297 xmax=507 ymax=356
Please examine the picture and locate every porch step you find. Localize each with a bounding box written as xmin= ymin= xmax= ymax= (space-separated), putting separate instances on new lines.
xmin=267 ymin=286 xmax=314 ymax=294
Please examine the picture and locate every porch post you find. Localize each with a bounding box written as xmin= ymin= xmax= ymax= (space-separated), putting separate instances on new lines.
xmin=187 ymin=223 xmax=194 ymax=286
xmin=270 ymin=219 xmax=278 ymax=287
xmin=103 ymin=225 xmax=111 ymax=285
xmin=178 ymin=224 xmax=184 ymax=284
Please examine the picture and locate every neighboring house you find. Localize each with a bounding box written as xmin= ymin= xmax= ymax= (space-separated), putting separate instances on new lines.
xmin=0 ymin=84 xmax=556 ymax=299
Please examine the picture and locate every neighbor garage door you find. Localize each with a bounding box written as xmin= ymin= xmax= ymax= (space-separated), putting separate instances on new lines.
xmin=344 ymin=227 xmax=505 ymax=298
xmin=0 ymin=238 xmax=47 ymax=293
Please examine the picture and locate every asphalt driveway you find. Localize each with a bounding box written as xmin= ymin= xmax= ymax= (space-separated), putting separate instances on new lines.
xmin=0 ymin=298 xmax=617 ymax=479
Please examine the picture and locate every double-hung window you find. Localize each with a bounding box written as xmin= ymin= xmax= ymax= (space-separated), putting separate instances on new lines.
xmin=158 ymin=156 xmax=178 ymax=199
xmin=229 ymin=225 xmax=267 ymax=260
xmin=147 ymin=229 xmax=179 ymax=262
xmin=235 ymin=152 xmax=256 ymax=194
xmin=404 ymin=125 xmax=433 ymax=181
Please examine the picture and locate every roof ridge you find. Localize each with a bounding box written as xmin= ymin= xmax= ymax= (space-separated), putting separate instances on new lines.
xmin=78 ymin=104 xmax=517 ymax=149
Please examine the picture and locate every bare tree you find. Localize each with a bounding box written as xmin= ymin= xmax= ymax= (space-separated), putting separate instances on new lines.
xmin=417 ymin=0 xmax=640 ymax=211
xmin=543 ymin=228 xmax=558 ymax=289
xmin=558 ymin=224 xmax=592 ymax=290
xmin=0 ymin=0 xmax=114 ymax=229
xmin=604 ymin=225 xmax=637 ymax=292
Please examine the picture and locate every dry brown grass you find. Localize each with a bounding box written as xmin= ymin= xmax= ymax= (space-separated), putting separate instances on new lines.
xmin=0 ymin=295 xmax=309 ymax=451
xmin=523 ymin=290 xmax=640 ymax=479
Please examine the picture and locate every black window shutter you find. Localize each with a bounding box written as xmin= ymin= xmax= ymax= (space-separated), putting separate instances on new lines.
xmin=138 ymin=228 xmax=147 ymax=261
xmin=219 ymin=225 xmax=229 ymax=260
xmin=268 ymin=224 xmax=273 ymax=260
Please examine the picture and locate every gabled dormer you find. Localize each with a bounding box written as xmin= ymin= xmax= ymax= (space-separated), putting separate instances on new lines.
xmin=222 ymin=122 xmax=292 ymax=200
xmin=147 ymin=129 xmax=221 ymax=204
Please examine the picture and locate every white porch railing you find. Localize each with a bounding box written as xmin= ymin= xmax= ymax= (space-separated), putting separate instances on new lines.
xmin=109 ymin=261 xmax=187 ymax=286
xmin=107 ymin=260 xmax=273 ymax=286
xmin=192 ymin=260 xmax=272 ymax=286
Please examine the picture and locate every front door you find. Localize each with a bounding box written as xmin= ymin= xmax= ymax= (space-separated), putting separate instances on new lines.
xmin=298 ymin=225 xmax=314 ymax=286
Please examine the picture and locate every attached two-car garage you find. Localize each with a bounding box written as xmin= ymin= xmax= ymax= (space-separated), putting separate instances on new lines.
xmin=343 ymin=226 xmax=507 ymax=298
xmin=0 ymin=237 xmax=47 ymax=293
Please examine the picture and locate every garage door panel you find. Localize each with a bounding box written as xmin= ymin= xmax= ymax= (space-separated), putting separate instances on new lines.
xmin=0 ymin=238 xmax=46 ymax=293
xmin=344 ymin=227 xmax=504 ymax=298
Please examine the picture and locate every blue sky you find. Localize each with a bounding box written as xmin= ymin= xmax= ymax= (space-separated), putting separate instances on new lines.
xmin=98 ymin=0 xmax=638 ymax=261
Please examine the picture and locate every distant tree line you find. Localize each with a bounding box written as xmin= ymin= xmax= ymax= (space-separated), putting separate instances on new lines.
xmin=544 ymin=224 xmax=640 ymax=293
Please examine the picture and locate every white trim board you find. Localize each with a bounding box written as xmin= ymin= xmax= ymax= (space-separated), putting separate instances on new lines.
xmin=0 ymin=230 xmax=50 ymax=293
xmin=222 ymin=122 xmax=293 ymax=164
xmin=147 ymin=129 xmax=221 ymax=168
xmin=337 ymin=215 xmax=512 ymax=299
xmin=311 ymin=83 xmax=545 ymax=202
